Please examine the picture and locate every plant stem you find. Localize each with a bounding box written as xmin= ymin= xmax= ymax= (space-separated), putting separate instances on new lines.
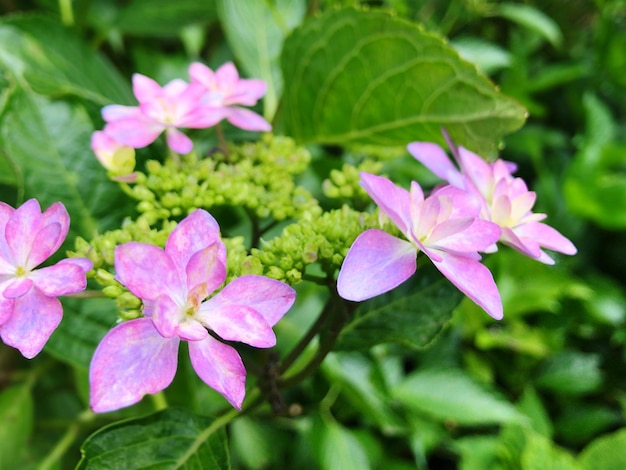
xmin=59 ymin=0 xmax=74 ymax=26
xmin=37 ymin=410 xmax=94 ymax=470
xmin=215 ymin=123 xmax=229 ymax=159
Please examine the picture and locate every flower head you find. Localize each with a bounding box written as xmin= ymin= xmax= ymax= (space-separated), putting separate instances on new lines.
xmin=90 ymin=131 xmax=138 ymax=182
xmin=89 ymin=209 xmax=295 ymax=412
xmin=408 ymin=141 xmax=577 ymax=264
xmin=189 ymin=62 xmax=272 ymax=132
xmin=0 ymin=199 xmax=92 ymax=358
xmin=337 ymin=173 xmax=503 ymax=319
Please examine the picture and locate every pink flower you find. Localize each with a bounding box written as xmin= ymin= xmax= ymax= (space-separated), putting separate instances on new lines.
xmin=0 ymin=199 xmax=93 ymax=358
xmin=408 ymin=141 xmax=577 ymax=264
xmin=102 ymin=74 xmax=221 ymax=154
xmin=89 ymin=209 xmax=295 ymax=412
xmin=90 ymin=131 xmax=138 ymax=183
xmin=189 ymin=62 xmax=272 ymax=132
xmin=337 ymin=173 xmax=503 ymax=319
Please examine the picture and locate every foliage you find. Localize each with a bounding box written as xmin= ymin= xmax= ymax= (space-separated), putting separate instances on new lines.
xmin=0 ymin=0 xmax=625 ymax=468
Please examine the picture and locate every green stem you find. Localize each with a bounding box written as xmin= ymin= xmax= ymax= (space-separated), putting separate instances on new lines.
xmin=63 ymin=290 xmax=106 ymax=299
xmin=151 ymin=392 xmax=168 ymax=411
xmin=215 ymin=123 xmax=229 ymax=159
xmin=59 ymin=0 xmax=74 ymax=26
xmin=37 ymin=410 xmax=94 ymax=470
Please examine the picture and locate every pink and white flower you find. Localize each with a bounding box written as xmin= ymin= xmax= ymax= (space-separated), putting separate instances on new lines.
xmin=89 ymin=209 xmax=295 ymax=412
xmin=90 ymin=131 xmax=138 ymax=183
xmin=408 ymin=141 xmax=577 ymax=264
xmin=0 ymin=199 xmax=92 ymax=358
xmin=337 ymin=173 xmax=503 ymax=320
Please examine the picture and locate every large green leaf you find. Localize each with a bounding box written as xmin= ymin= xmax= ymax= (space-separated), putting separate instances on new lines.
xmin=281 ymin=8 xmax=526 ymax=155
xmin=0 ymin=87 xmax=130 ymax=239
xmin=0 ymin=15 xmax=132 ymax=105
xmin=77 ymin=408 xmax=231 ymax=469
xmin=335 ymin=272 xmax=462 ymax=351
xmin=392 ymin=368 xmax=526 ymax=426
xmin=217 ymin=0 xmax=306 ymax=121
xmin=579 ymin=429 xmax=626 ymax=470
xmin=0 ymin=383 xmax=33 ymax=470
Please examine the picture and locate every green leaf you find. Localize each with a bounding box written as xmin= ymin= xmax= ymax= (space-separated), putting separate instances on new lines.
xmin=311 ymin=418 xmax=371 ymax=470
xmin=0 ymin=383 xmax=34 ymax=470
xmin=115 ymin=0 xmax=217 ymax=37
xmin=0 ymin=15 xmax=132 ymax=105
xmin=45 ymin=297 xmax=119 ymax=370
xmin=281 ymin=8 xmax=526 ymax=156
xmin=535 ymin=351 xmax=603 ymax=396
xmin=452 ymin=37 xmax=512 ymax=74
xmin=217 ymin=0 xmax=306 ymax=121
xmin=493 ymin=3 xmax=563 ymax=49
xmin=336 ymin=273 xmax=462 ymax=351
xmin=77 ymin=408 xmax=231 ymax=469
xmin=392 ymin=368 xmax=526 ymax=426
xmin=520 ymin=430 xmax=579 ymax=470
xmin=579 ymin=429 xmax=626 ymax=470
xmin=0 ymin=87 xmax=131 ymax=239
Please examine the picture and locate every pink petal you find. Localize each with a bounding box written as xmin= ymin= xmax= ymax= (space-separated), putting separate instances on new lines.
xmin=102 ymin=104 xmax=143 ymax=122
xmin=166 ymin=128 xmax=193 ymax=154
xmin=514 ymin=222 xmax=577 ymax=256
xmin=5 ymin=199 xmax=43 ymax=266
xmin=431 ymin=251 xmax=503 ymax=320
xmin=202 ymin=275 xmax=295 ymax=327
xmin=185 ymin=243 xmax=226 ymax=295
xmin=165 ymin=209 xmax=224 ymax=276
xmin=432 ymin=185 xmax=482 ymax=218
xmin=499 ymin=226 xmax=545 ymax=261
xmin=337 ymin=229 xmax=418 ymax=302
xmin=189 ymin=62 xmax=217 ymax=89
xmin=457 ymin=147 xmax=494 ymax=197
xmin=3 ymin=278 xmax=33 ymax=298
xmin=188 ymin=336 xmax=246 ymax=409
xmin=228 ymin=79 xmax=267 ymax=106
xmin=407 ymin=142 xmax=461 ymax=184
xmin=431 ymin=219 xmax=501 ymax=253
xmin=40 ymin=202 xmax=70 ymax=253
xmin=114 ymin=243 xmax=183 ymax=302
xmin=215 ymin=62 xmax=240 ymax=89
xmin=58 ymin=257 xmax=93 ymax=273
xmin=177 ymin=319 xmax=209 ymax=341
xmin=104 ymin=118 xmax=163 ymax=149
xmin=226 ymin=108 xmax=272 ymax=132
xmin=360 ymin=173 xmax=412 ymax=235
xmin=26 ymin=222 xmax=61 ymax=269
xmin=0 ymin=288 xmax=63 ymax=358
xmin=198 ymin=303 xmax=275 ymax=348
xmin=152 ymin=294 xmax=182 ymax=338
xmin=89 ymin=318 xmax=180 ymax=413
xmin=132 ymin=74 xmax=163 ymax=103
xmin=0 ymin=297 xmax=13 ymax=325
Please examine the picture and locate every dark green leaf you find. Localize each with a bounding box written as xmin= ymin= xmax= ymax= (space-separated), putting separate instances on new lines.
xmin=281 ymin=8 xmax=526 ymax=155
xmin=336 ymin=273 xmax=462 ymax=351
xmin=0 ymin=383 xmax=33 ymax=469
xmin=77 ymin=408 xmax=231 ymax=469
xmin=0 ymin=15 xmax=132 ymax=105
xmin=393 ymin=368 xmax=525 ymax=426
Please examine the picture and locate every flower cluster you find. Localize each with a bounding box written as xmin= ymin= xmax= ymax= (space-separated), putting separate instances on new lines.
xmin=337 ymin=138 xmax=577 ymax=320
xmin=0 ymin=200 xmax=92 ymax=358
xmin=91 ymin=62 xmax=271 ymax=179
xmin=89 ymin=209 xmax=296 ymax=412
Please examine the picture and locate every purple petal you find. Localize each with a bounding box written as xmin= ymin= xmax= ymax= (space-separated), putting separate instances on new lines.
xmin=407 ymin=142 xmax=461 ymax=184
xmin=198 ymin=303 xmax=275 ymax=348
xmin=0 ymin=297 xmax=13 ymax=326
xmin=186 ymin=243 xmax=226 ymax=295
xmin=166 ymin=128 xmax=193 ymax=154
xmin=114 ymin=243 xmax=183 ymax=301
xmin=3 ymin=278 xmax=33 ymax=299
xmin=226 ymin=108 xmax=272 ymax=132
xmin=188 ymin=336 xmax=246 ymax=409
xmin=5 ymin=199 xmax=43 ymax=266
xmin=0 ymin=288 xmax=63 ymax=358
xmin=360 ymin=173 xmax=412 ymax=235
xmin=165 ymin=209 xmax=224 ymax=276
xmin=431 ymin=251 xmax=503 ymax=320
xmin=89 ymin=318 xmax=180 ymax=413
xmin=202 ymin=275 xmax=295 ymax=327
xmin=337 ymin=229 xmax=417 ymax=302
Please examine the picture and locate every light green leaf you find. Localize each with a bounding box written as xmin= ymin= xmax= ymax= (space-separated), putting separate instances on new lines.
xmin=521 ymin=430 xmax=580 ymax=470
xmin=0 ymin=87 xmax=131 ymax=239
xmin=0 ymin=383 xmax=33 ymax=470
xmin=393 ymin=368 xmax=525 ymax=426
xmin=0 ymin=15 xmax=132 ymax=105
xmin=217 ymin=0 xmax=306 ymax=120
xmin=493 ymin=3 xmax=563 ymax=48
xmin=452 ymin=37 xmax=512 ymax=74
xmin=579 ymin=429 xmax=626 ymax=470
xmin=45 ymin=297 xmax=119 ymax=370
xmin=77 ymin=408 xmax=231 ymax=469
xmin=281 ymin=8 xmax=526 ymax=156
xmin=312 ymin=418 xmax=371 ymax=470
xmin=535 ymin=351 xmax=603 ymax=396
xmin=336 ymin=274 xmax=462 ymax=351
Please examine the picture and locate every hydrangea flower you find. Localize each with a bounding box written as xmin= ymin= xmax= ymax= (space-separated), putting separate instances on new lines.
xmin=337 ymin=173 xmax=503 ymax=319
xmin=102 ymin=74 xmax=221 ymax=154
xmin=189 ymin=62 xmax=272 ymax=132
xmin=408 ymin=141 xmax=577 ymax=264
xmin=0 ymin=199 xmax=93 ymax=358
xmin=90 ymin=131 xmax=138 ymax=183
xmin=89 ymin=209 xmax=295 ymax=412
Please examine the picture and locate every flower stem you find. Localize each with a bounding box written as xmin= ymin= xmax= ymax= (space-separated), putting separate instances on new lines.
xmin=38 ymin=410 xmax=94 ymax=470
xmin=215 ymin=123 xmax=229 ymax=159
xmin=151 ymin=392 xmax=168 ymax=411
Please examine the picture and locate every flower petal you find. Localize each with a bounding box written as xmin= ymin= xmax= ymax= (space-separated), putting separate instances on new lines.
xmin=407 ymin=142 xmax=462 ymax=185
xmin=188 ymin=336 xmax=246 ymax=409
xmin=89 ymin=318 xmax=180 ymax=413
xmin=166 ymin=128 xmax=193 ymax=154
xmin=226 ymin=108 xmax=272 ymax=132
xmin=114 ymin=243 xmax=183 ymax=301
xmin=152 ymin=294 xmax=183 ymax=338
xmin=104 ymin=118 xmax=163 ymax=149
xmin=5 ymin=199 xmax=43 ymax=266
xmin=186 ymin=243 xmax=226 ymax=295
xmin=360 ymin=173 xmax=412 ymax=235
xmin=0 ymin=297 xmax=13 ymax=326
xmin=132 ymin=73 xmax=163 ymax=103
xmin=514 ymin=222 xmax=577 ymax=256
xmin=0 ymin=288 xmax=63 ymax=358
xmin=198 ymin=302 xmax=275 ymax=348
xmin=202 ymin=275 xmax=295 ymax=327
xmin=431 ymin=251 xmax=503 ymax=320
xmin=3 ymin=277 xmax=33 ymax=299
xmin=430 ymin=219 xmax=501 ymax=253
xmin=337 ymin=229 xmax=417 ymax=302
